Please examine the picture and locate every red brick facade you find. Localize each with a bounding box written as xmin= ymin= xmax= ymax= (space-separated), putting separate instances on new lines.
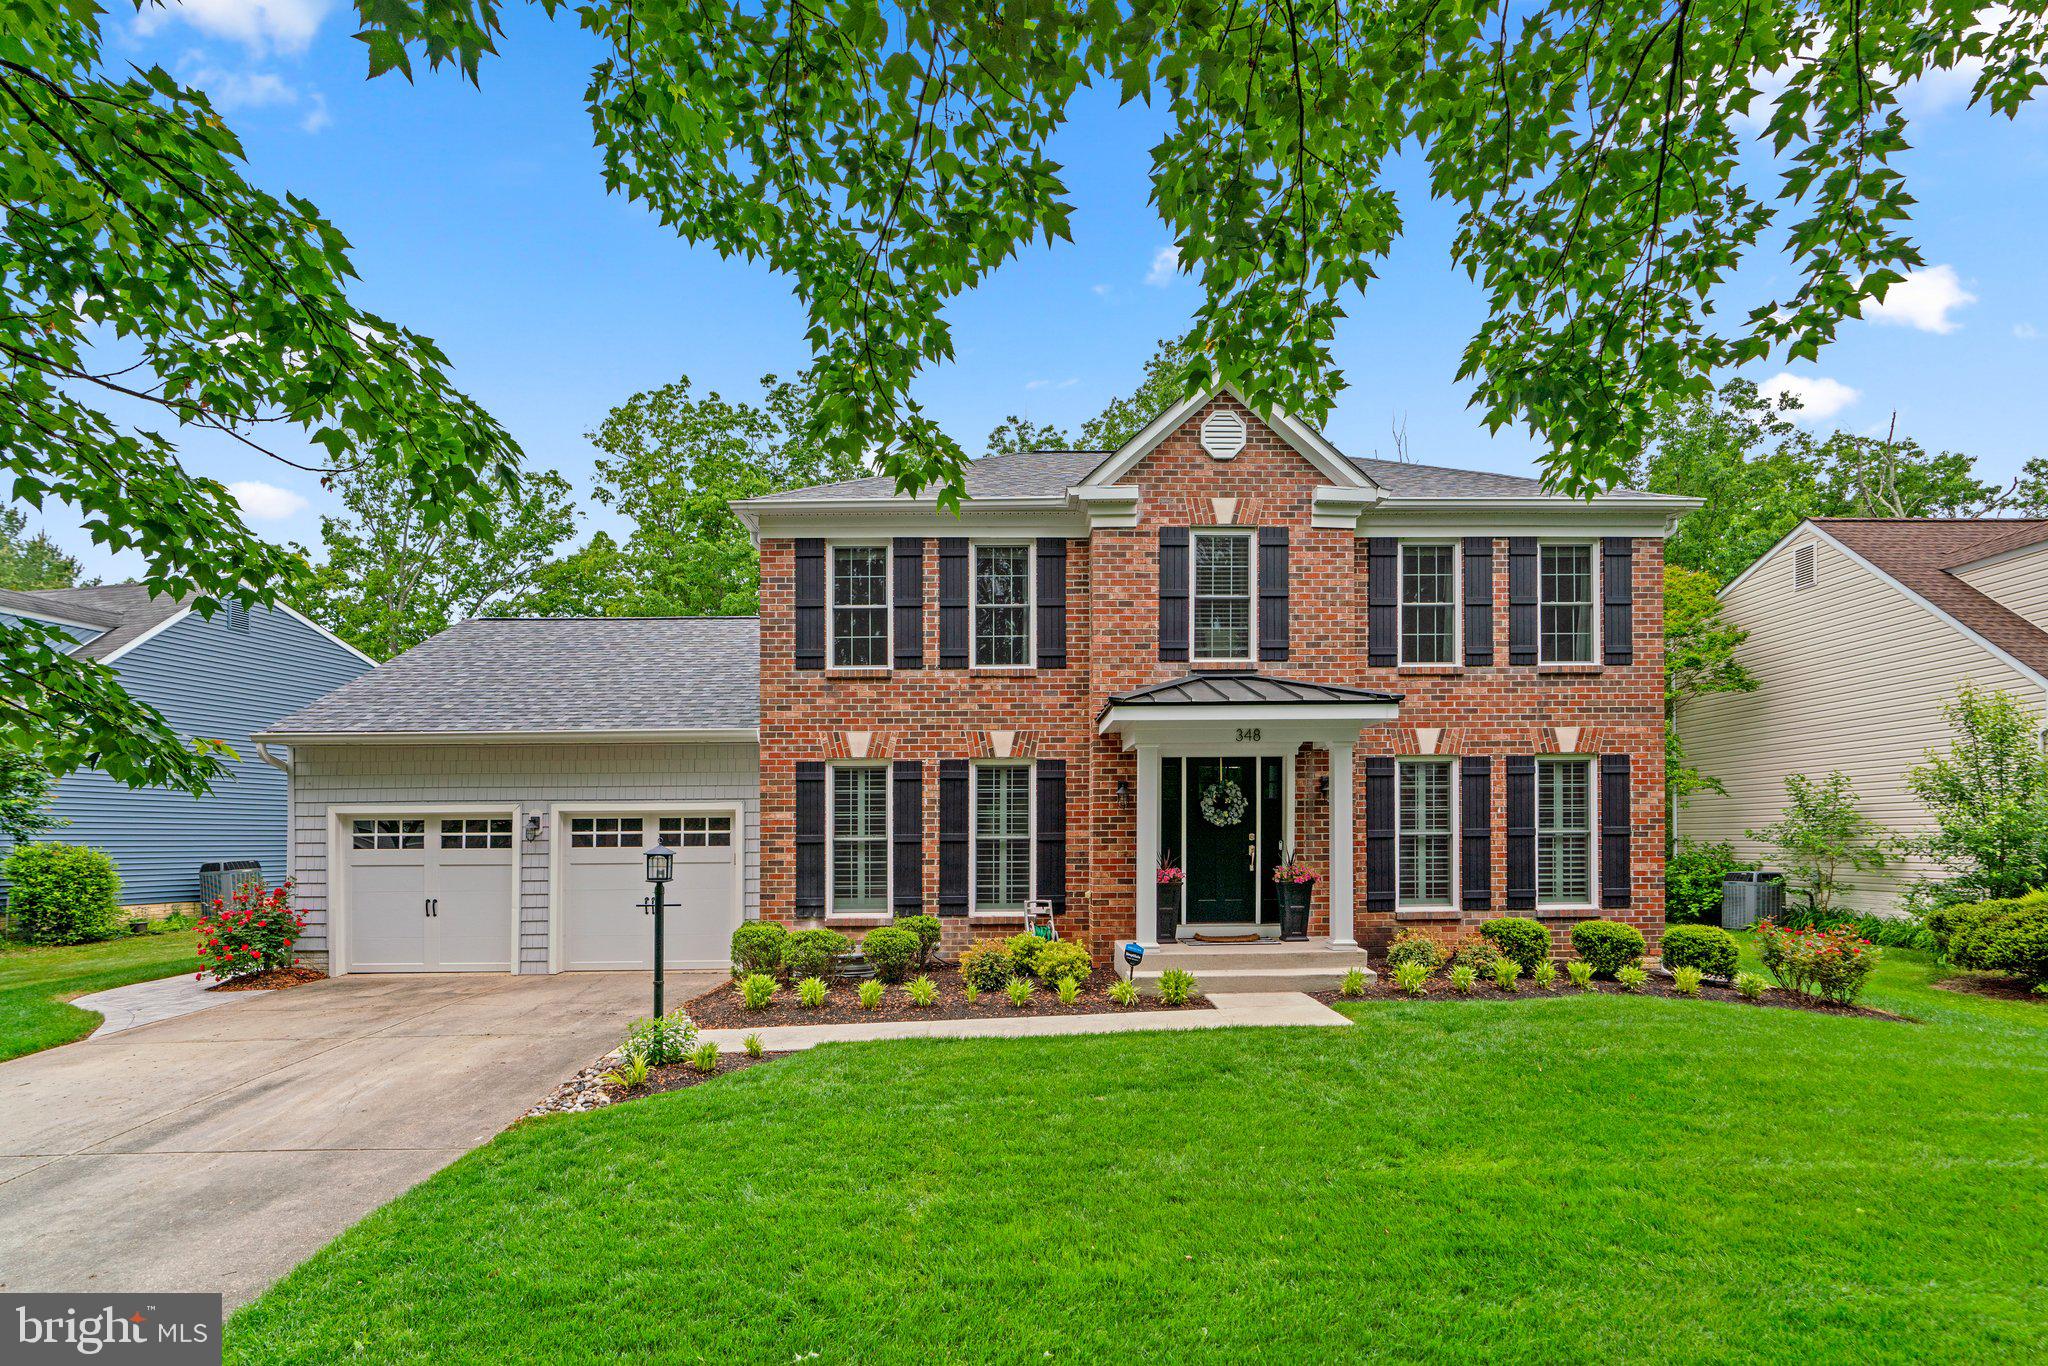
xmin=757 ymin=396 xmax=1666 ymax=963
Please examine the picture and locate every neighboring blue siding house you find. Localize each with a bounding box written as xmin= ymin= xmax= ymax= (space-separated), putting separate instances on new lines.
xmin=0 ymin=584 xmax=375 ymax=910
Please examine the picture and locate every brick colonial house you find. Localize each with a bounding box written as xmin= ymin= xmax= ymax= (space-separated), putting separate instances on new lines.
xmin=261 ymin=384 xmax=1693 ymax=982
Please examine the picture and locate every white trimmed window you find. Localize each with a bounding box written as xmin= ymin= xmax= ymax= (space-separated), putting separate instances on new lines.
xmin=1192 ymin=530 xmax=1254 ymax=660
xmin=440 ymin=817 xmax=512 ymax=850
xmin=352 ymin=818 xmax=423 ymax=851
xmin=972 ymin=763 xmax=1032 ymax=912
xmin=570 ymin=816 xmax=643 ymax=849
xmin=830 ymin=544 xmax=889 ymax=668
xmin=973 ymin=544 xmax=1032 ymax=667
xmin=829 ymin=766 xmax=889 ymax=912
xmin=1400 ymin=544 xmax=1458 ymax=665
xmin=1539 ymin=544 xmax=1596 ymax=664
xmin=1397 ymin=760 xmax=1455 ymax=907
xmin=658 ymin=815 xmax=733 ymax=848
xmin=1537 ymin=758 xmax=1594 ymax=905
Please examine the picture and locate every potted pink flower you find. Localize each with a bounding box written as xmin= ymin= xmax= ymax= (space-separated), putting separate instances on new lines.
xmin=1271 ymin=856 xmax=1319 ymax=941
xmin=1157 ymin=855 xmax=1185 ymax=942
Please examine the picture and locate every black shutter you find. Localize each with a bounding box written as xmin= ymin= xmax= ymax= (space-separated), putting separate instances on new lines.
xmin=1603 ymin=538 xmax=1635 ymax=666
xmin=1365 ymin=756 xmax=1396 ymax=913
xmin=795 ymin=761 xmax=826 ymax=914
xmin=1460 ymin=756 xmax=1492 ymax=912
xmin=1158 ymin=527 xmax=1189 ymax=661
xmin=1463 ymin=537 xmax=1494 ymax=667
xmin=1508 ymin=538 xmax=1538 ymax=667
xmin=1258 ymin=526 xmax=1290 ymax=662
xmin=938 ymin=538 xmax=969 ymax=669
xmin=1601 ymin=754 xmax=1631 ymax=908
xmin=1367 ymin=537 xmax=1398 ymax=668
xmin=1505 ymin=755 xmax=1536 ymax=909
xmin=1035 ymin=759 xmax=1067 ymax=913
xmin=892 ymin=538 xmax=923 ymax=670
xmin=794 ymin=539 xmax=826 ymax=670
xmin=938 ymin=759 xmax=969 ymax=915
xmin=892 ymin=760 xmax=923 ymax=914
xmin=1036 ymin=538 xmax=1068 ymax=669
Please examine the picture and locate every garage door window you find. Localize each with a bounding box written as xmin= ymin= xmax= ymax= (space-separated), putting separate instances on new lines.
xmin=659 ymin=815 xmax=733 ymax=848
xmin=571 ymin=816 xmax=644 ymax=848
xmin=352 ymin=819 xmax=424 ymax=850
xmin=441 ymin=818 xmax=513 ymax=849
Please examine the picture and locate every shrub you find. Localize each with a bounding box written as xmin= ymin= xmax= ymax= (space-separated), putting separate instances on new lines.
xmin=1852 ymin=912 xmax=1935 ymax=950
xmin=1109 ymin=978 xmax=1140 ymax=1006
xmin=1661 ymin=924 xmax=1739 ymax=979
xmin=1755 ymin=920 xmax=1882 ymax=1004
xmin=963 ymin=979 xmax=981 ymax=1005
xmin=1532 ymin=960 xmax=1557 ymax=990
xmin=1478 ymin=917 xmax=1548 ymax=973
xmin=729 ymin=921 xmax=787 ymax=976
xmin=603 ymin=1050 xmax=650 ymax=1091
xmin=1450 ymin=964 xmax=1476 ymax=994
xmin=783 ymin=928 xmax=850 ymax=981
xmin=1156 ymin=968 xmax=1198 ymax=1006
xmin=1005 ymin=976 xmax=1035 ymax=1007
xmin=1385 ymin=929 xmax=1446 ymax=974
xmin=1006 ymin=932 xmax=1050 ymax=978
xmin=1927 ymin=891 xmax=2048 ymax=984
xmin=195 ymin=881 xmax=305 ymax=982
xmin=3 ymin=842 xmax=120 ymax=945
xmin=739 ymin=972 xmax=777 ymax=1009
xmin=1449 ymin=936 xmax=1500 ymax=977
xmin=1032 ymin=939 xmax=1093 ymax=986
xmin=907 ymin=975 xmax=938 ymax=1007
xmin=1748 ymin=770 xmax=1890 ymax=920
xmin=688 ymin=1041 xmax=721 ymax=1074
xmin=857 ymin=979 xmax=885 ymax=1010
xmin=1492 ymin=959 xmax=1522 ymax=992
xmin=1667 ymin=839 xmax=1754 ymax=924
xmin=1393 ymin=960 xmax=1428 ymax=996
xmin=1570 ymin=920 xmax=1646 ymax=977
xmin=1735 ymin=971 xmax=1768 ymax=1002
xmin=623 ymin=1010 xmax=698 ymax=1066
xmin=797 ymin=976 xmax=828 ymax=1008
xmin=861 ymin=924 xmax=920 ymax=982
xmin=1616 ymin=965 xmax=1648 ymax=992
xmin=1566 ymin=960 xmax=1594 ymax=990
xmin=897 ymin=913 xmax=943 ymax=965
xmin=1672 ymin=966 xmax=1703 ymax=997
xmin=1338 ymin=967 xmax=1369 ymax=998
xmin=742 ymin=1033 xmax=765 ymax=1059
xmin=960 ymin=940 xmax=1016 ymax=992
xmin=1056 ymin=976 xmax=1080 ymax=1005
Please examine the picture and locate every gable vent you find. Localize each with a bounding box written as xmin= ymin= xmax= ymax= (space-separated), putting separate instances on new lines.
xmin=1793 ymin=543 xmax=1816 ymax=591
xmin=1200 ymin=409 xmax=1247 ymax=461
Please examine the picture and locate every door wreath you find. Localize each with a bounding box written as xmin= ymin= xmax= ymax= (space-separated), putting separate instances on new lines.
xmin=1199 ymin=778 xmax=1248 ymax=827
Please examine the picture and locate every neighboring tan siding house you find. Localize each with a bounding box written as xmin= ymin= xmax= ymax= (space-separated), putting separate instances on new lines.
xmin=1677 ymin=519 xmax=2048 ymax=915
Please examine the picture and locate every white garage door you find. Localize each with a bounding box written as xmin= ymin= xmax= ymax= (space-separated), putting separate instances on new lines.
xmin=562 ymin=811 xmax=740 ymax=970
xmin=344 ymin=816 xmax=516 ymax=972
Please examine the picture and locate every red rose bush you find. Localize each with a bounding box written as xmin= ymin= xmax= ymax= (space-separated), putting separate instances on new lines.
xmin=197 ymin=881 xmax=307 ymax=983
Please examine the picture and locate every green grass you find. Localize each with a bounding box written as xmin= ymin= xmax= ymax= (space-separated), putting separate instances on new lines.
xmin=0 ymin=930 xmax=200 ymax=1062
xmin=230 ymin=949 xmax=2047 ymax=1363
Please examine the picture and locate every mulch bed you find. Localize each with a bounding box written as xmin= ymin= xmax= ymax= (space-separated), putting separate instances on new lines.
xmin=207 ymin=964 xmax=326 ymax=993
xmin=1933 ymin=971 xmax=2046 ymax=1005
xmin=1313 ymin=973 xmax=1909 ymax=1021
xmin=525 ymin=1050 xmax=784 ymax=1117
xmin=684 ymin=964 xmax=1213 ymax=1028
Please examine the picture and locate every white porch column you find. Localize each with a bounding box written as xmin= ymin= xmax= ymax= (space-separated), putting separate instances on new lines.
xmin=1327 ymin=739 xmax=1357 ymax=949
xmin=1133 ymin=744 xmax=1162 ymax=949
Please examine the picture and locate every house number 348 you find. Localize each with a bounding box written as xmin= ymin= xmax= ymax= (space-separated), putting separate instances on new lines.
xmin=1236 ymin=727 xmax=1262 ymax=742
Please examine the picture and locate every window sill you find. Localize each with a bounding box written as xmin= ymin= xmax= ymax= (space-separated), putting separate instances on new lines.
xmin=1536 ymin=664 xmax=1603 ymax=674
xmin=968 ymin=667 xmax=1038 ymax=678
xmin=1190 ymin=659 xmax=1257 ymax=670
xmin=1395 ymin=665 xmax=1463 ymax=676
xmin=824 ymin=912 xmax=891 ymax=927
xmin=969 ymin=908 xmax=1027 ymax=922
xmin=824 ymin=667 xmax=893 ymax=679
xmin=1395 ymin=907 xmax=1461 ymax=920
xmin=1535 ymin=905 xmax=1601 ymax=919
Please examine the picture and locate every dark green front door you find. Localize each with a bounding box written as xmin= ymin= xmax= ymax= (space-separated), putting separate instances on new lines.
xmin=1184 ymin=757 xmax=1258 ymax=923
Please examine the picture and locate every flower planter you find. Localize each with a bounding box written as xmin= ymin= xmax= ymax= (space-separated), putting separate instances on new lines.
xmin=1278 ymin=882 xmax=1312 ymax=941
xmin=1156 ymin=884 xmax=1182 ymax=943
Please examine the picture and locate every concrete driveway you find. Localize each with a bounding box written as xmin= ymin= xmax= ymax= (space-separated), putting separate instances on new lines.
xmin=0 ymin=970 xmax=718 ymax=1308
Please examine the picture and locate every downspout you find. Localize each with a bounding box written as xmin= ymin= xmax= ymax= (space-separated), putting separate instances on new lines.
xmin=255 ymin=742 xmax=294 ymax=890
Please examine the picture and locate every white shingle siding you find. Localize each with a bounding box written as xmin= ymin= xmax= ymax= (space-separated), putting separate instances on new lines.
xmin=1677 ymin=531 xmax=2048 ymax=915
xmin=288 ymin=741 xmax=759 ymax=973
xmin=1954 ymin=540 xmax=2048 ymax=635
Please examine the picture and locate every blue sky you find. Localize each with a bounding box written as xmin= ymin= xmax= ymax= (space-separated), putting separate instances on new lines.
xmin=42 ymin=0 xmax=2048 ymax=579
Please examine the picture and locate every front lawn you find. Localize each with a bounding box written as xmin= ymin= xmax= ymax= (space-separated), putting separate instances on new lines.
xmin=0 ymin=931 xmax=200 ymax=1062
xmin=230 ymin=949 xmax=2047 ymax=1362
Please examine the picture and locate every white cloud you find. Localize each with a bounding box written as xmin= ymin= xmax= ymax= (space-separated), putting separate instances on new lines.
xmin=1864 ymin=264 xmax=1977 ymax=335
xmin=300 ymin=90 xmax=330 ymax=133
xmin=135 ymin=0 xmax=334 ymax=56
xmin=1145 ymin=246 xmax=1180 ymax=288
xmin=1090 ymin=283 xmax=1113 ymax=297
xmin=227 ymin=480 xmax=310 ymax=521
xmin=1025 ymin=377 xmax=1078 ymax=391
xmin=179 ymin=60 xmax=331 ymax=131
xmin=2015 ymin=322 xmax=2039 ymax=340
xmin=1760 ymin=373 xmax=1861 ymax=422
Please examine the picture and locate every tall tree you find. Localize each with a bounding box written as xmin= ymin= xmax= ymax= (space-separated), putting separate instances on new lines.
xmin=983 ymin=416 xmax=1072 ymax=459
xmin=0 ymin=509 xmax=88 ymax=591
xmin=983 ymin=339 xmax=1199 ymax=458
xmin=296 ymin=465 xmax=579 ymax=660
xmin=1663 ymin=564 xmax=1758 ymax=838
xmin=0 ymin=748 xmax=65 ymax=843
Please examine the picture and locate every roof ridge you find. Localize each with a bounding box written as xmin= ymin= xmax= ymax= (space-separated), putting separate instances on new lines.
xmin=468 ymin=615 xmax=760 ymax=623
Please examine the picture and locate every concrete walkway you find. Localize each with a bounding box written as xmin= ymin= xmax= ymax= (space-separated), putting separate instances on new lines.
xmin=73 ymin=973 xmax=267 ymax=1038
xmin=697 ymin=990 xmax=1351 ymax=1052
xmin=0 ymin=970 xmax=712 ymax=1309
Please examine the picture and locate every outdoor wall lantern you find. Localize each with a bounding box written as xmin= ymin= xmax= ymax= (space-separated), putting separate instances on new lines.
xmin=1317 ymin=776 xmax=1330 ymax=800
xmin=1115 ymin=778 xmax=1131 ymax=805
xmin=524 ymin=813 xmax=543 ymax=843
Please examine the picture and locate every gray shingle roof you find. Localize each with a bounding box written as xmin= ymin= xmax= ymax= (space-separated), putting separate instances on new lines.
xmin=0 ymin=583 xmax=191 ymax=660
xmin=1104 ymin=671 xmax=1401 ymax=711
xmin=260 ymin=617 xmax=760 ymax=738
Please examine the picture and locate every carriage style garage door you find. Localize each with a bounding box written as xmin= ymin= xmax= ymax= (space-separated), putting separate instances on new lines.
xmin=343 ymin=815 xmax=517 ymax=972
xmin=561 ymin=810 xmax=741 ymax=971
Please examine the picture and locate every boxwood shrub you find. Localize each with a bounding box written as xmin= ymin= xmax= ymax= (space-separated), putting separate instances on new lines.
xmin=2 ymin=842 xmax=120 ymax=945
xmin=1660 ymin=924 xmax=1739 ymax=979
xmin=1569 ymin=919 xmax=1647 ymax=978
xmin=1666 ymin=839 xmax=1753 ymax=924
xmin=960 ymin=939 xmax=1016 ymax=992
xmin=1927 ymin=890 xmax=2048 ymax=984
xmin=860 ymin=924 xmax=919 ymax=983
xmin=729 ymin=921 xmax=787 ymax=977
xmin=1031 ymin=938 xmax=1092 ymax=986
xmin=1478 ymin=916 xmax=1548 ymax=973
xmin=781 ymin=928 xmax=850 ymax=982
xmin=1384 ymin=929 xmax=1446 ymax=974
xmin=896 ymin=913 xmax=942 ymax=964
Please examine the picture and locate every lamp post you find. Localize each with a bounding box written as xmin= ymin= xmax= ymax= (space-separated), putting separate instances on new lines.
xmin=644 ymin=849 xmax=674 ymax=1016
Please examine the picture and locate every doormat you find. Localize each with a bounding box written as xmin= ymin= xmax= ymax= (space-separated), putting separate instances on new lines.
xmin=1189 ymin=932 xmax=1262 ymax=944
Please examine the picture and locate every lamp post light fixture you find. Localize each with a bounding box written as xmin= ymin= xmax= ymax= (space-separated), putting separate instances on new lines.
xmin=644 ymin=850 xmax=674 ymax=1016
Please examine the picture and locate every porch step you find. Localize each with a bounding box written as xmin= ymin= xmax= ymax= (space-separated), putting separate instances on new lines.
xmin=1129 ymin=939 xmax=1375 ymax=995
